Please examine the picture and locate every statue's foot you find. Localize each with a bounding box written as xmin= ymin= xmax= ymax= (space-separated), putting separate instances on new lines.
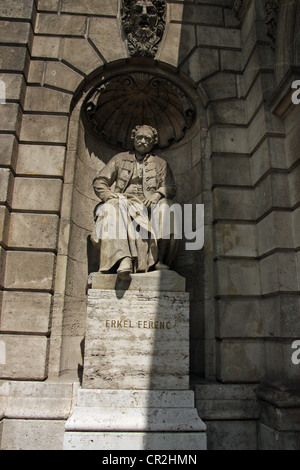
xmin=155 ymin=261 xmax=170 ymax=271
xmin=117 ymin=257 xmax=133 ymax=280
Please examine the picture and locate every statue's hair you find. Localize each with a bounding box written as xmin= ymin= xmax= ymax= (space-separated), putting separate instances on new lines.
xmin=122 ymin=0 xmax=166 ymax=35
xmin=131 ymin=125 xmax=159 ymax=145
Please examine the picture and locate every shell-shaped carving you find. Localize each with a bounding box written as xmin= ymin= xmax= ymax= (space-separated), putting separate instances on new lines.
xmin=85 ymin=73 xmax=195 ymax=149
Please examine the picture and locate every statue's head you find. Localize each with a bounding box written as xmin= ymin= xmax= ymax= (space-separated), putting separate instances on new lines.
xmin=130 ymin=0 xmax=159 ymax=36
xmin=131 ymin=125 xmax=158 ymax=155
xmin=122 ymin=0 xmax=166 ymax=56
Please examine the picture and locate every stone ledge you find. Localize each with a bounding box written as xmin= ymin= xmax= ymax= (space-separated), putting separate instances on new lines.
xmin=64 ymin=431 xmax=207 ymax=451
xmin=88 ymin=270 xmax=186 ymax=292
xmin=76 ymin=389 xmax=196 ymax=409
xmin=0 ymin=381 xmax=78 ymax=420
xmin=65 ymin=406 xmax=206 ymax=432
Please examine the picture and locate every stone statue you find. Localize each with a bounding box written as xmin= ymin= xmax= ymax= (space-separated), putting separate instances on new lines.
xmin=91 ymin=125 xmax=178 ymax=280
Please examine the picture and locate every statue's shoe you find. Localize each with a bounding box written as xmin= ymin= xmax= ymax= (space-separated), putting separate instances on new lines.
xmin=117 ymin=257 xmax=133 ymax=280
xmin=155 ymin=261 xmax=170 ymax=271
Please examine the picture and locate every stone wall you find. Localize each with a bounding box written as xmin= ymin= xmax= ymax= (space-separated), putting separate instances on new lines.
xmin=0 ymin=0 xmax=299 ymax=450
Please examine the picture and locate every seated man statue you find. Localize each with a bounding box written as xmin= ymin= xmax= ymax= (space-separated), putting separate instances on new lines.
xmin=91 ymin=125 xmax=178 ymax=280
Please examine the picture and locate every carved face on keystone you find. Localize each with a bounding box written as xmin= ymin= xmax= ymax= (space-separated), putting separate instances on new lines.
xmin=130 ymin=0 xmax=159 ymax=36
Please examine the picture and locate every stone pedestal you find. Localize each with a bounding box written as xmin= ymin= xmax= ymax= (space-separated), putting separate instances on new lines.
xmin=64 ymin=271 xmax=207 ymax=450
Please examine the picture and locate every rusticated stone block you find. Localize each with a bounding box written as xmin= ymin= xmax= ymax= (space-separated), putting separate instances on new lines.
xmin=0 ymin=74 xmax=25 ymax=102
xmin=180 ymin=47 xmax=219 ymax=83
xmin=0 ymin=169 xmax=13 ymax=205
xmin=8 ymin=213 xmax=59 ymax=250
xmin=0 ymin=20 xmax=31 ymax=44
xmin=0 ymin=46 xmax=27 ymax=71
xmin=217 ymin=299 xmax=264 ymax=338
xmin=206 ymin=420 xmax=257 ymax=450
xmin=197 ymin=26 xmax=241 ymax=49
xmin=37 ymin=0 xmax=60 ymax=11
xmin=24 ymin=87 xmax=72 ymax=113
xmin=170 ymin=4 xmax=223 ymax=25
xmin=0 ymin=247 xmax=7 ymax=288
xmin=0 ymin=291 xmax=51 ymax=334
xmin=216 ymin=339 xmax=265 ymax=383
xmin=44 ymin=62 xmax=82 ymax=93
xmin=61 ymin=0 xmax=119 ymax=16
xmin=203 ymin=73 xmax=237 ymax=100
xmin=0 ymin=335 xmax=48 ymax=380
xmin=265 ymin=340 xmax=300 ymax=388
xmin=27 ymin=60 xmax=44 ymax=85
xmin=0 ymin=0 xmax=34 ymax=19
xmin=216 ymin=259 xmax=261 ymax=296
xmin=158 ymin=23 xmax=196 ymax=68
xmin=17 ymin=144 xmax=65 ymax=177
xmin=11 ymin=177 xmax=62 ymax=212
xmin=0 ymin=103 xmax=22 ymax=134
xmin=62 ymin=38 xmax=102 ymax=75
xmin=1 ymin=419 xmax=65 ymax=450
xmin=211 ymin=126 xmax=249 ymax=154
xmin=214 ymin=187 xmax=256 ymax=221
xmin=210 ymin=100 xmax=246 ymax=126
xmin=213 ymin=153 xmax=251 ymax=186
xmin=293 ymin=207 xmax=300 ymax=248
xmin=260 ymin=252 xmax=298 ymax=295
xmin=258 ymin=423 xmax=300 ymax=450
xmin=215 ymin=222 xmax=257 ymax=258
xmin=0 ymin=206 xmax=9 ymax=246
xmin=0 ymin=134 xmax=18 ymax=168
xmin=35 ymin=13 xmax=87 ymax=36
xmin=89 ymin=18 xmax=127 ymax=62
xmin=4 ymin=251 xmax=55 ymax=291
xmin=257 ymin=211 xmax=294 ymax=256
xmin=31 ymin=36 xmax=61 ymax=59
xmin=20 ymin=115 xmax=68 ymax=144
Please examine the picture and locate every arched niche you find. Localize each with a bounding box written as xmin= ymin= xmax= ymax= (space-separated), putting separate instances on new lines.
xmin=56 ymin=58 xmax=210 ymax=380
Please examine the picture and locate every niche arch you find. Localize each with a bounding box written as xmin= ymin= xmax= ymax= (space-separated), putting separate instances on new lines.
xmin=54 ymin=58 xmax=210 ymax=380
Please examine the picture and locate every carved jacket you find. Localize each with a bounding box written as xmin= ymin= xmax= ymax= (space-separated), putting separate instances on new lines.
xmin=93 ymin=151 xmax=176 ymax=203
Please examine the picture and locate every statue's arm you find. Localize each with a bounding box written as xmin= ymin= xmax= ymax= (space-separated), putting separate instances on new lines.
xmin=156 ymin=162 xmax=176 ymax=200
xmin=93 ymin=156 xmax=119 ymax=203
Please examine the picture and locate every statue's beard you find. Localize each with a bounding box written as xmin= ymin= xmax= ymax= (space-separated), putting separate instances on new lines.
xmin=132 ymin=20 xmax=157 ymax=39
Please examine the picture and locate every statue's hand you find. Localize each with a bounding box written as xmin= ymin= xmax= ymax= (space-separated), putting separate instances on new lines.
xmin=144 ymin=193 xmax=162 ymax=208
xmin=105 ymin=192 xmax=119 ymax=202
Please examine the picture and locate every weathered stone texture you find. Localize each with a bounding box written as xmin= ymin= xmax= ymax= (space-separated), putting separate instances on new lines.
xmin=0 ymin=292 xmax=51 ymax=334
xmin=35 ymin=13 xmax=88 ymax=37
xmin=11 ymin=178 xmax=62 ymax=212
xmin=0 ymin=335 xmax=48 ymax=380
xmin=1 ymin=419 xmax=66 ymax=450
xmin=0 ymin=0 xmax=34 ymax=19
xmin=216 ymin=340 xmax=265 ymax=383
xmin=16 ymin=145 xmax=65 ymax=177
xmin=83 ymin=273 xmax=190 ymax=390
xmin=4 ymin=252 xmax=55 ymax=291
xmin=8 ymin=213 xmax=59 ymax=250
xmin=20 ymin=115 xmax=69 ymax=144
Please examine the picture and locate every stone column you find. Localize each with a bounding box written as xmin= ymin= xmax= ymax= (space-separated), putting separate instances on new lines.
xmin=64 ymin=271 xmax=207 ymax=450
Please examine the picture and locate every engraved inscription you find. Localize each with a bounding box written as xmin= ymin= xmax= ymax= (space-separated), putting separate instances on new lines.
xmin=105 ymin=319 xmax=172 ymax=329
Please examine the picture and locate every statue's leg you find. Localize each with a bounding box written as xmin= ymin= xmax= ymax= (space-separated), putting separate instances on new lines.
xmin=95 ymin=199 xmax=134 ymax=273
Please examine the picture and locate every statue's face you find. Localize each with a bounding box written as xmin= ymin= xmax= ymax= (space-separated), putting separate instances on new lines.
xmin=133 ymin=126 xmax=156 ymax=155
xmin=130 ymin=0 xmax=159 ymax=35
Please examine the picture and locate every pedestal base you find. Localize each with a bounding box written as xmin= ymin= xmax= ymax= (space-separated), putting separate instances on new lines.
xmin=64 ymin=389 xmax=207 ymax=450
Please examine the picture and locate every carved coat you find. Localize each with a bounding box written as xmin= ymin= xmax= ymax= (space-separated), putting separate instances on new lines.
xmin=92 ymin=151 xmax=177 ymax=273
xmin=93 ymin=151 xmax=176 ymax=203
